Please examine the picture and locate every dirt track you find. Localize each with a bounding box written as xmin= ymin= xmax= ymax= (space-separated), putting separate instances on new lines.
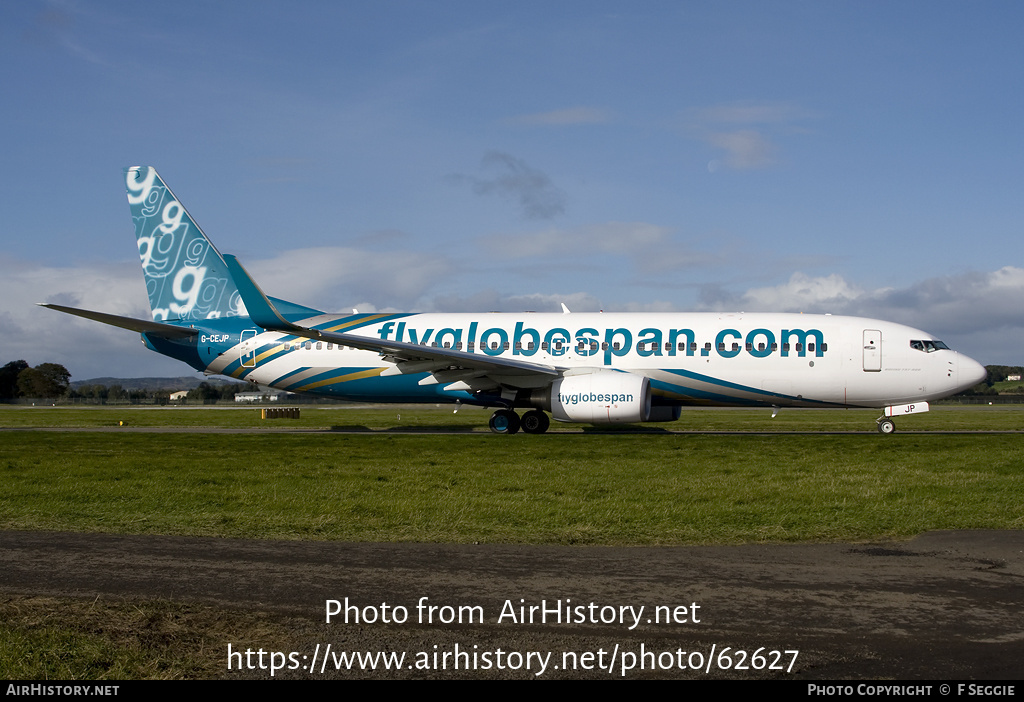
xmin=1 ymin=530 xmax=1022 ymax=679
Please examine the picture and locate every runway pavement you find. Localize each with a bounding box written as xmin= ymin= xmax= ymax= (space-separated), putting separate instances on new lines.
xmin=1 ymin=530 xmax=1022 ymax=679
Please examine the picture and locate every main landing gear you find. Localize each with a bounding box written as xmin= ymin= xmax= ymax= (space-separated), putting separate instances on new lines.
xmin=488 ymin=409 xmax=550 ymax=434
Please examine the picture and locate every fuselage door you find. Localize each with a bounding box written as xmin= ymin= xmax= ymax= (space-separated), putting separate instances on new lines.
xmin=863 ymin=329 xmax=881 ymax=372
xmin=240 ymin=329 xmax=258 ymax=368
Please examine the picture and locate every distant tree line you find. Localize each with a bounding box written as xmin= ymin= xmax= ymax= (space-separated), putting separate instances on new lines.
xmin=0 ymin=360 xmax=71 ymax=399
xmin=70 ymin=383 xmax=173 ymax=405
xmin=184 ymin=382 xmax=240 ymax=404
xmin=70 ymin=381 xmax=240 ymax=404
xmin=1 ymin=360 xmax=240 ymax=404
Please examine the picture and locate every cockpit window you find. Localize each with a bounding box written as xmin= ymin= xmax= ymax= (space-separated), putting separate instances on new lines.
xmin=910 ymin=339 xmax=950 ymax=353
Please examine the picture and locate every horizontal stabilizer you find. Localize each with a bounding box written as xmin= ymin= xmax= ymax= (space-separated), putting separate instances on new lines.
xmin=39 ymin=303 xmax=197 ymax=338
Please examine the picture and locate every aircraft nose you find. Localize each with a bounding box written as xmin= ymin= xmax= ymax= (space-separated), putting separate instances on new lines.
xmin=958 ymin=354 xmax=987 ymax=391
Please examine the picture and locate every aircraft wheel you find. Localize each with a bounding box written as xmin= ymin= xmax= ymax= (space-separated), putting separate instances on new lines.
xmin=520 ymin=409 xmax=550 ymax=434
xmin=877 ymin=418 xmax=896 ymax=434
xmin=489 ymin=409 xmax=521 ymax=434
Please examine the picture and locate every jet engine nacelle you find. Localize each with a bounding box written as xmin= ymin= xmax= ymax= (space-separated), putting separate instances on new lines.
xmin=550 ymin=371 xmax=652 ymax=424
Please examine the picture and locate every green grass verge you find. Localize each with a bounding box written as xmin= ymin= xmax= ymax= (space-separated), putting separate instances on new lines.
xmin=2 ymin=429 xmax=1021 ymax=544
xmin=990 ymin=380 xmax=1024 ymax=394
xmin=0 ymin=596 xmax=289 ymax=680
xmin=2 ymin=403 xmax=1023 ymax=431
xmin=2 ymin=406 xmax=1022 ymax=680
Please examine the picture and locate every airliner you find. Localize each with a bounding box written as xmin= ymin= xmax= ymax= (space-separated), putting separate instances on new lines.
xmin=42 ymin=167 xmax=987 ymax=434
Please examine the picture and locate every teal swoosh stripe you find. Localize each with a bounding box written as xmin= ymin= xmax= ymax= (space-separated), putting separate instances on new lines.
xmin=657 ymin=368 xmax=842 ymax=406
xmin=269 ymin=366 xmax=314 ymax=387
xmin=308 ymin=312 xmax=412 ymax=334
xmin=223 ymin=314 xmax=413 ymax=377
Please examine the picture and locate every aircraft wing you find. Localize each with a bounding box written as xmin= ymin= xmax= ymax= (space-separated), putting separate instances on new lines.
xmin=39 ymin=303 xmax=198 ymax=338
xmin=222 ymin=255 xmax=561 ymax=378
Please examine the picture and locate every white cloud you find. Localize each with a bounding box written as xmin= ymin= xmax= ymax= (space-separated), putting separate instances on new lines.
xmin=6 ymin=246 xmax=1022 ymax=379
xmin=697 ymin=267 xmax=1024 ymax=363
xmin=481 ymin=221 xmax=674 ymax=259
xmin=734 ymin=272 xmax=864 ymax=311
xmin=425 ymin=290 xmax=602 ymax=314
xmin=856 ymin=267 xmax=1024 ymax=339
xmin=507 ymin=107 xmax=610 ymax=126
xmin=705 ymin=130 xmax=777 ymax=170
xmin=690 ymin=102 xmax=809 ymax=125
xmin=479 ymin=221 xmax=718 ymax=283
xmin=248 ymin=246 xmax=454 ymax=311
xmin=686 ymin=101 xmax=814 ymax=171
xmin=0 ymin=258 xmax=178 ymax=379
xmin=0 ymin=245 xmax=456 ymax=379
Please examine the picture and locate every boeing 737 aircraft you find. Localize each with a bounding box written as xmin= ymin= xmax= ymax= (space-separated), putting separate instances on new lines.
xmin=43 ymin=167 xmax=987 ymax=434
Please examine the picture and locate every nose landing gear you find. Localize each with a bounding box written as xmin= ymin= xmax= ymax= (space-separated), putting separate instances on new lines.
xmin=877 ymin=417 xmax=896 ymax=434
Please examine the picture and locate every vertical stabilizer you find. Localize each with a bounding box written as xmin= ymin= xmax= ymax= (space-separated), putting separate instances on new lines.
xmin=125 ymin=166 xmax=243 ymax=322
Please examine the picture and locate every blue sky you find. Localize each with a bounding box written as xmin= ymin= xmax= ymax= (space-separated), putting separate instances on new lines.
xmin=2 ymin=1 xmax=1023 ymax=378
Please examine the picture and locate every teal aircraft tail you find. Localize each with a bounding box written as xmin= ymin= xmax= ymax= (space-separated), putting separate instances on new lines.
xmin=125 ymin=166 xmax=242 ymax=322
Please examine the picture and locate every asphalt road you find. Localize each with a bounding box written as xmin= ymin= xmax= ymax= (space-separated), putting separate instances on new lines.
xmin=1 ymin=530 xmax=1022 ymax=679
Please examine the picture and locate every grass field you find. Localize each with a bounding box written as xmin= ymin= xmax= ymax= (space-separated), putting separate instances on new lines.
xmin=2 ymin=405 xmax=1021 ymax=545
xmin=2 ymin=402 xmax=1023 ymax=431
xmin=1 ymin=405 xmax=1022 ymax=679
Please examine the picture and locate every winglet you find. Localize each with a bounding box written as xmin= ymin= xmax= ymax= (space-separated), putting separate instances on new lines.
xmin=222 ymin=254 xmax=299 ymax=332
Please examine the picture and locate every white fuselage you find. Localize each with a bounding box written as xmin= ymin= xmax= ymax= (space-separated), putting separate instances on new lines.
xmin=207 ymin=312 xmax=984 ymax=410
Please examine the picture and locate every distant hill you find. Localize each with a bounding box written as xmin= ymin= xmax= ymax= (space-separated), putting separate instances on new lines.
xmin=71 ymin=376 xmax=247 ymax=391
